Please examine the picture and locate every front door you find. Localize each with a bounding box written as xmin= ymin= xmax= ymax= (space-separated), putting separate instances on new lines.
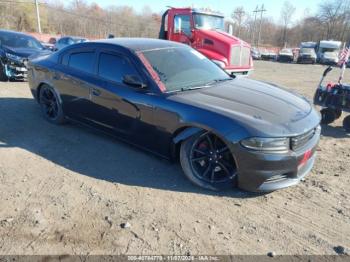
xmin=171 ymin=15 xmax=192 ymax=45
xmin=88 ymin=50 xmax=155 ymax=145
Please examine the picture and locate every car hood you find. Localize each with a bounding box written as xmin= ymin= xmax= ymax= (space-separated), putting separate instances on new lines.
xmin=197 ymin=29 xmax=249 ymax=46
xmin=323 ymin=52 xmax=338 ymax=59
xmin=279 ymin=52 xmax=293 ymax=56
xmin=2 ymin=45 xmax=50 ymax=59
xmin=168 ymin=78 xmax=320 ymax=137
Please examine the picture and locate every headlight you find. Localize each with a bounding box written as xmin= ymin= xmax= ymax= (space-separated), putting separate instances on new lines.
xmin=240 ymin=137 xmax=290 ymax=152
xmin=6 ymin=53 xmax=22 ymax=61
xmin=212 ymin=59 xmax=226 ymax=68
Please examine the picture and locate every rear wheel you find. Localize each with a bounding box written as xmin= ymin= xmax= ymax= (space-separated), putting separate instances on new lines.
xmin=0 ymin=62 xmax=9 ymax=82
xmin=180 ymin=131 xmax=237 ymax=191
xmin=320 ymin=108 xmax=336 ymax=125
xmin=39 ymin=84 xmax=65 ymax=124
xmin=343 ymin=115 xmax=350 ymax=132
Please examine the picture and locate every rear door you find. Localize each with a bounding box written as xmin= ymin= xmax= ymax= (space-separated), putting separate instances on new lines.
xmin=53 ymin=47 xmax=99 ymax=123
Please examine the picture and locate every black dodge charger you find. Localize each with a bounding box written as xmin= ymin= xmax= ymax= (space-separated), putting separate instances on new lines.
xmin=27 ymin=38 xmax=321 ymax=192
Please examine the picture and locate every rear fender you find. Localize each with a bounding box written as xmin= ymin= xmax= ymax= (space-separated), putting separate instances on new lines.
xmin=36 ymin=81 xmax=63 ymax=104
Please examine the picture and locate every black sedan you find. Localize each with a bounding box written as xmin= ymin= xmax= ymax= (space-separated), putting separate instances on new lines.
xmin=0 ymin=30 xmax=51 ymax=81
xmin=27 ymin=38 xmax=321 ymax=192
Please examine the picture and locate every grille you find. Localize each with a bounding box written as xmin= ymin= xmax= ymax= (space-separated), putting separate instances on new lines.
xmin=291 ymin=127 xmax=318 ymax=151
xmin=230 ymin=46 xmax=251 ymax=67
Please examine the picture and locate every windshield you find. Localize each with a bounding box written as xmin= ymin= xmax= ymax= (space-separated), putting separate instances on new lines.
xmin=300 ymin=48 xmax=315 ymax=54
xmin=140 ymin=47 xmax=231 ymax=92
xmin=280 ymin=49 xmax=292 ymax=54
xmin=194 ymin=14 xmax=224 ymax=30
xmin=0 ymin=32 xmax=43 ymax=50
xmin=73 ymin=38 xmax=87 ymax=43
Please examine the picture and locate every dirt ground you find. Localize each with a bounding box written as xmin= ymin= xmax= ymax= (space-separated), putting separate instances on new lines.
xmin=0 ymin=61 xmax=349 ymax=255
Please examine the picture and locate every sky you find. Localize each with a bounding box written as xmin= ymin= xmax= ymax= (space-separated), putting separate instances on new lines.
xmin=83 ymin=0 xmax=322 ymax=24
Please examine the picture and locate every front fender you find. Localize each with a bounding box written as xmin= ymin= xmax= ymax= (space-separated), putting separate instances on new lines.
xmin=173 ymin=127 xmax=203 ymax=144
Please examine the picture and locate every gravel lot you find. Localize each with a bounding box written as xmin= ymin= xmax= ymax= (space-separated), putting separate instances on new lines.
xmin=0 ymin=61 xmax=349 ymax=255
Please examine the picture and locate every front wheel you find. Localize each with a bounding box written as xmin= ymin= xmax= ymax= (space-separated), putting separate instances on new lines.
xmin=180 ymin=131 xmax=237 ymax=191
xmin=343 ymin=115 xmax=350 ymax=132
xmin=39 ymin=84 xmax=66 ymax=124
xmin=0 ymin=62 xmax=9 ymax=82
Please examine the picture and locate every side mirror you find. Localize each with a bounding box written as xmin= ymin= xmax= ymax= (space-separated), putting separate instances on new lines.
xmin=323 ymin=66 xmax=332 ymax=77
xmin=122 ymin=74 xmax=147 ymax=89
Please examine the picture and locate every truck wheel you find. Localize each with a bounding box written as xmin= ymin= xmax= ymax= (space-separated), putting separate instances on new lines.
xmin=320 ymin=108 xmax=336 ymax=125
xmin=0 ymin=62 xmax=9 ymax=82
xmin=343 ymin=116 xmax=350 ymax=132
xmin=180 ymin=131 xmax=237 ymax=191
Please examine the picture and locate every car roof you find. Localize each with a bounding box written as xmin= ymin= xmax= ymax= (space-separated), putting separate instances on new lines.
xmin=60 ymin=36 xmax=86 ymax=39
xmin=93 ymin=38 xmax=186 ymax=52
xmin=0 ymin=29 xmax=35 ymax=38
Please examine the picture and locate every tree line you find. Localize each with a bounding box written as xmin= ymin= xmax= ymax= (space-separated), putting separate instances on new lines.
xmin=0 ymin=0 xmax=349 ymax=47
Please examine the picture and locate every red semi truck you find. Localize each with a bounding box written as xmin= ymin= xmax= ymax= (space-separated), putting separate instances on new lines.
xmin=159 ymin=7 xmax=253 ymax=75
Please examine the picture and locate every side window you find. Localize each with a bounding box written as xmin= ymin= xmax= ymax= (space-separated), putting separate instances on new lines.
xmin=174 ymin=15 xmax=191 ymax=35
xmin=98 ymin=53 xmax=138 ymax=83
xmin=67 ymin=38 xmax=74 ymax=45
xmin=68 ymin=52 xmax=95 ymax=74
xmin=58 ymin=38 xmax=66 ymax=44
xmin=61 ymin=52 xmax=69 ymax=65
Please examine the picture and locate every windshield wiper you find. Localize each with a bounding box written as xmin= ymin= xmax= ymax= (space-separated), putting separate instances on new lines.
xmin=166 ymin=78 xmax=233 ymax=94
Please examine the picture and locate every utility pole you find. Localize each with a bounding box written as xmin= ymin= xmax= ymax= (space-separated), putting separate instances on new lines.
xmin=35 ymin=0 xmax=42 ymax=34
xmin=257 ymin=4 xmax=266 ymax=48
xmin=251 ymin=5 xmax=259 ymax=46
xmin=234 ymin=8 xmax=245 ymax=38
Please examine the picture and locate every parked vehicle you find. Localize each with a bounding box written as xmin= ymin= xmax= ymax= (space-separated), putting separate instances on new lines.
xmin=54 ymin=36 xmax=88 ymax=51
xmin=314 ymin=66 xmax=350 ymax=132
xmin=277 ymin=48 xmax=294 ymax=63
xmin=317 ymin=40 xmax=341 ymax=65
xmin=0 ymin=29 xmax=51 ymax=81
xmin=27 ymin=38 xmax=321 ymax=192
xmin=41 ymin=41 xmax=55 ymax=51
xmin=159 ymin=7 xmax=253 ymax=75
xmin=319 ymin=51 xmax=339 ymax=65
xmin=261 ymin=49 xmax=277 ymax=61
xmin=251 ymin=48 xmax=261 ymax=60
xmin=297 ymin=47 xmax=317 ymax=64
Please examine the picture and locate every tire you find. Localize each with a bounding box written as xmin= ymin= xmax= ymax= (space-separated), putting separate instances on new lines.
xmin=343 ymin=115 xmax=350 ymax=132
xmin=0 ymin=61 xmax=9 ymax=82
xmin=180 ymin=131 xmax=237 ymax=191
xmin=334 ymin=109 xmax=342 ymax=119
xmin=320 ymin=108 xmax=336 ymax=125
xmin=39 ymin=84 xmax=66 ymax=125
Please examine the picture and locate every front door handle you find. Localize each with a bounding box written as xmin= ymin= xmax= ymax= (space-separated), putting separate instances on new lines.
xmin=91 ymin=88 xmax=101 ymax=96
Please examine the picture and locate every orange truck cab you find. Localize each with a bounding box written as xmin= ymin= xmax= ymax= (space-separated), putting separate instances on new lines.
xmin=159 ymin=7 xmax=253 ymax=75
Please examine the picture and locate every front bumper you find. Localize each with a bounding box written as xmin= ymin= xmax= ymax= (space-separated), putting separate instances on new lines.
xmin=320 ymin=58 xmax=338 ymax=65
xmin=231 ymin=127 xmax=320 ymax=192
xmin=278 ymin=56 xmax=294 ymax=62
xmin=1 ymin=58 xmax=28 ymax=80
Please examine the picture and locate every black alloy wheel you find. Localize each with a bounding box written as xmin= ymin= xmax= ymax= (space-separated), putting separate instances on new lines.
xmin=39 ymin=85 xmax=65 ymax=124
xmin=343 ymin=115 xmax=350 ymax=132
xmin=0 ymin=61 xmax=9 ymax=82
xmin=180 ymin=132 xmax=237 ymax=191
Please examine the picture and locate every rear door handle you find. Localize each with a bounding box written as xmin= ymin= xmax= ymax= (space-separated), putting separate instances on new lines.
xmin=91 ymin=88 xmax=101 ymax=96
